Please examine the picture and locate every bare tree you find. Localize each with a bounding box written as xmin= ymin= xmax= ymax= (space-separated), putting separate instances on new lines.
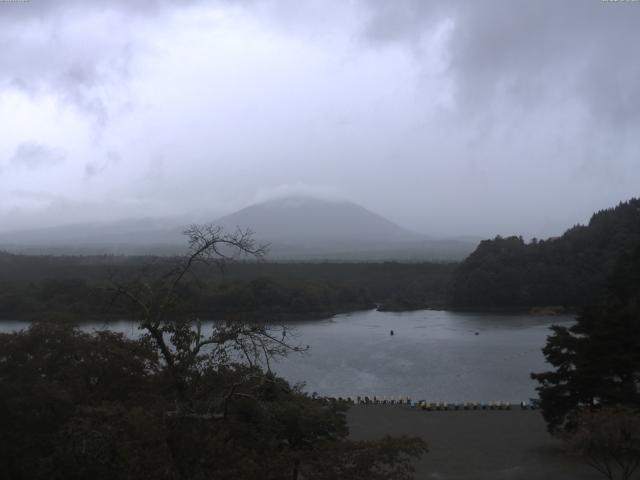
xmin=567 ymin=407 xmax=640 ymax=480
xmin=110 ymin=224 xmax=305 ymax=407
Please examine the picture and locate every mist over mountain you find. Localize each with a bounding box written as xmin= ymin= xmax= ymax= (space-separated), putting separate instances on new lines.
xmin=215 ymin=196 xmax=418 ymax=244
xmin=214 ymin=196 xmax=476 ymax=260
xmin=0 ymin=218 xmax=185 ymax=255
xmin=0 ymin=196 xmax=476 ymax=260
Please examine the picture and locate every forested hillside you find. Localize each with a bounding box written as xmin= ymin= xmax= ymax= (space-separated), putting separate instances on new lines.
xmin=451 ymin=198 xmax=640 ymax=309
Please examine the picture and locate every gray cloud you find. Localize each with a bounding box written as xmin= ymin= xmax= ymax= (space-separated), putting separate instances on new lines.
xmin=0 ymin=0 xmax=199 ymax=21
xmin=0 ymin=0 xmax=202 ymax=128
xmin=84 ymin=150 xmax=120 ymax=178
xmin=1 ymin=0 xmax=639 ymax=239
xmin=10 ymin=142 xmax=65 ymax=170
xmin=361 ymin=0 xmax=640 ymax=126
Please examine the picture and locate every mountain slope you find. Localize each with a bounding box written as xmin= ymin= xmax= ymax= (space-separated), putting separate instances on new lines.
xmin=214 ymin=196 xmax=420 ymax=245
xmin=212 ymin=196 xmax=476 ymax=260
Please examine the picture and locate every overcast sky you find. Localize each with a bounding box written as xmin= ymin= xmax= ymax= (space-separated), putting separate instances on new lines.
xmin=1 ymin=0 xmax=639 ymax=238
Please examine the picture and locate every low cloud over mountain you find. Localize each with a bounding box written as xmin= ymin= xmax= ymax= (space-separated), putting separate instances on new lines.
xmin=0 ymin=196 xmax=476 ymax=260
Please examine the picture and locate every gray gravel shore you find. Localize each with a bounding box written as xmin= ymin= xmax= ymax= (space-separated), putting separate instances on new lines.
xmin=347 ymin=406 xmax=607 ymax=480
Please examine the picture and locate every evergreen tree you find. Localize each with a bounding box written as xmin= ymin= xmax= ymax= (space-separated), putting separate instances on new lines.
xmin=532 ymin=246 xmax=640 ymax=433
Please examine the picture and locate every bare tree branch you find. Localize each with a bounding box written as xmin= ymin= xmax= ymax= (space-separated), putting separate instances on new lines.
xmin=107 ymin=224 xmax=306 ymax=413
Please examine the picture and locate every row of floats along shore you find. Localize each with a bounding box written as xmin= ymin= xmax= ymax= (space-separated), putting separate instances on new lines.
xmin=322 ymin=396 xmax=539 ymax=411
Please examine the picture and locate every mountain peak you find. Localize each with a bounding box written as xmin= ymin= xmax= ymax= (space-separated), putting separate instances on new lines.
xmin=259 ymin=195 xmax=347 ymax=208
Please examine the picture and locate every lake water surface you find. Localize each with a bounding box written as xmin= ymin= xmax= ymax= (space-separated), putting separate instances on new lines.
xmin=1 ymin=309 xmax=573 ymax=403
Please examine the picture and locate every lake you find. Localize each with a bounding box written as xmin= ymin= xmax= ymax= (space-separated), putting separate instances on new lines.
xmin=0 ymin=309 xmax=573 ymax=403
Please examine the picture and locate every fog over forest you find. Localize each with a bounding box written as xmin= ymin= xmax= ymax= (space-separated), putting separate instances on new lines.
xmin=2 ymin=0 xmax=640 ymax=239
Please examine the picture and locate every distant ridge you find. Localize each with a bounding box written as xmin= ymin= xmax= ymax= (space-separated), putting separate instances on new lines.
xmin=0 ymin=196 xmax=477 ymax=260
xmin=0 ymin=218 xmax=186 ymax=255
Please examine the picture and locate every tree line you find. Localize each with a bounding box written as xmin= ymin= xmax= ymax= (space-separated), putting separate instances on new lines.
xmin=0 ymin=253 xmax=455 ymax=321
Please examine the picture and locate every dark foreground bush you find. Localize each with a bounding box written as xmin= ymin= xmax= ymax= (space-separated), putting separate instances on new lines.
xmin=0 ymin=322 xmax=426 ymax=480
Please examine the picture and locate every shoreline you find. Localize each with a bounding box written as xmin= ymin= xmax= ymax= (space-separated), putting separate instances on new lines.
xmin=0 ymin=304 xmax=577 ymax=324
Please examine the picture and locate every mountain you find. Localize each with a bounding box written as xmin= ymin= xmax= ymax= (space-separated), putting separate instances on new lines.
xmin=212 ymin=196 xmax=475 ymax=260
xmin=0 ymin=196 xmax=477 ymax=260
xmin=450 ymin=198 xmax=640 ymax=309
xmin=214 ymin=196 xmax=418 ymax=245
